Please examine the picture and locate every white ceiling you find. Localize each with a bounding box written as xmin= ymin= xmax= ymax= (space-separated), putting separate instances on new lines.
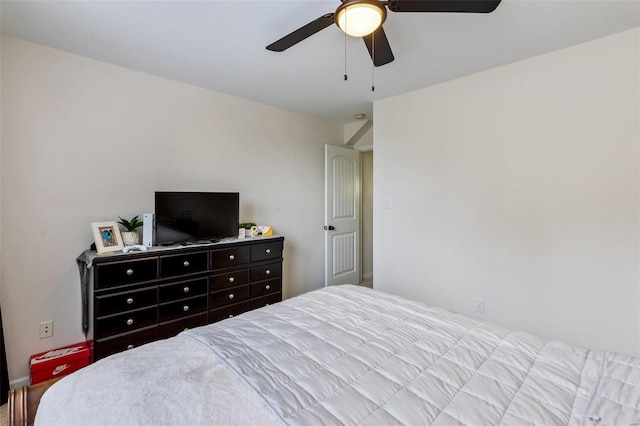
xmin=1 ymin=0 xmax=638 ymax=123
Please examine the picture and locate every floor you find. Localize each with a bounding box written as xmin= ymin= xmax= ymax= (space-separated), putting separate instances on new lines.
xmin=360 ymin=277 xmax=373 ymax=288
xmin=1 ymin=403 xmax=7 ymax=426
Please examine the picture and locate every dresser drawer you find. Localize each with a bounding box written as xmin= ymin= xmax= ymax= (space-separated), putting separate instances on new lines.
xmin=250 ymin=262 xmax=282 ymax=282
xmin=158 ymin=312 xmax=207 ymax=339
xmin=210 ymin=246 xmax=250 ymax=270
xmin=159 ymin=295 xmax=207 ymax=322
xmin=210 ymin=270 xmax=249 ymax=290
xmin=95 ymin=306 xmax=157 ymax=338
xmin=250 ymin=241 xmax=283 ymax=262
xmin=95 ymin=325 xmax=158 ymax=360
xmin=249 ymin=279 xmax=282 ymax=298
xmin=210 ymin=285 xmax=249 ymax=308
xmin=160 ymin=251 xmax=208 ymax=278
xmin=95 ymin=287 xmax=157 ymax=317
xmin=249 ymin=292 xmax=282 ymax=310
xmin=95 ymin=258 xmax=158 ymax=290
xmin=159 ymin=278 xmax=208 ymax=303
xmin=209 ymin=301 xmax=250 ymax=323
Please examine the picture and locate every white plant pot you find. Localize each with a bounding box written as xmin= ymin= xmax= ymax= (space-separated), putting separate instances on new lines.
xmin=121 ymin=231 xmax=139 ymax=246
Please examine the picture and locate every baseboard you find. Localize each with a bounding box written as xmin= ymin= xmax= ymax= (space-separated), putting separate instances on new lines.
xmin=362 ymin=272 xmax=373 ymax=280
xmin=9 ymin=376 xmax=29 ymax=389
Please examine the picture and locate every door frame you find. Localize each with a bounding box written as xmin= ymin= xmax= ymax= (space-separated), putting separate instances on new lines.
xmin=358 ymin=147 xmax=373 ymax=284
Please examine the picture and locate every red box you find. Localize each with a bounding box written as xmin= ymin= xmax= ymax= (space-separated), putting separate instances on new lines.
xmin=30 ymin=342 xmax=90 ymax=385
xmin=87 ymin=339 xmax=94 ymax=363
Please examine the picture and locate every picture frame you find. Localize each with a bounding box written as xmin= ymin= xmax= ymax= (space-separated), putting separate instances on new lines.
xmin=91 ymin=221 xmax=124 ymax=254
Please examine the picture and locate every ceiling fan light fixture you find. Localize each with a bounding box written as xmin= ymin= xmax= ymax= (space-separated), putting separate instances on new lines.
xmin=336 ymin=1 xmax=387 ymax=37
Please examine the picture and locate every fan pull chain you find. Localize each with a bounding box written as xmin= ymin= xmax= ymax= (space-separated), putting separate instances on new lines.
xmin=344 ymin=12 xmax=348 ymax=81
xmin=371 ymin=32 xmax=375 ymax=92
xmin=344 ymin=31 xmax=348 ymax=80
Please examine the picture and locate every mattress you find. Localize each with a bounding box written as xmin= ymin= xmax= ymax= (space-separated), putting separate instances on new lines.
xmin=35 ymin=285 xmax=640 ymax=425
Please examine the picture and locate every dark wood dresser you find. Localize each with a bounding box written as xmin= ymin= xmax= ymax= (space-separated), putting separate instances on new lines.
xmin=78 ymin=236 xmax=284 ymax=361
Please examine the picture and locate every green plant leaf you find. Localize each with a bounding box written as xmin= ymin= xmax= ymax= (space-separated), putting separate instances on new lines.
xmin=118 ymin=215 xmax=143 ymax=231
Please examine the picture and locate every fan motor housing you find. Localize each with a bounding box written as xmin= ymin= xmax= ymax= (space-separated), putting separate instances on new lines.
xmin=335 ymin=0 xmax=388 ymax=37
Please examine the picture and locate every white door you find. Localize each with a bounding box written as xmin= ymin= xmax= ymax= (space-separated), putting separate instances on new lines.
xmin=325 ymin=145 xmax=360 ymax=286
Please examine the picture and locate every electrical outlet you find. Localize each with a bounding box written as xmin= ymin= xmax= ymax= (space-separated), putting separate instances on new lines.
xmin=40 ymin=320 xmax=53 ymax=339
xmin=474 ymin=298 xmax=485 ymax=314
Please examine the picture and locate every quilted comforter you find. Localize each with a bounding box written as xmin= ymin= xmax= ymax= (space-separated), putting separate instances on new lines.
xmin=36 ymin=285 xmax=640 ymax=425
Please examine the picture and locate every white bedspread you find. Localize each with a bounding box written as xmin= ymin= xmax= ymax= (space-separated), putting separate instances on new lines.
xmin=35 ymin=333 xmax=280 ymax=426
xmin=36 ymin=285 xmax=640 ymax=425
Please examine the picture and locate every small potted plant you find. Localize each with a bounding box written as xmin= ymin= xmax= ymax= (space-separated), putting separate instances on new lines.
xmin=117 ymin=215 xmax=143 ymax=246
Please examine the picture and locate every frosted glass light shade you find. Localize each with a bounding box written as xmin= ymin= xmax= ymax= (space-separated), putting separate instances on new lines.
xmin=336 ymin=2 xmax=386 ymax=37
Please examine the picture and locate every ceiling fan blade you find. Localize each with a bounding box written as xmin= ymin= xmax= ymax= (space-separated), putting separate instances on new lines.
xmin=266 ymin=13 xmax=335 ymax=52
xmin=363 ymin=26 xmax=394 ymax=67
xmin=387 ymin=0 xmax=501 ymax=13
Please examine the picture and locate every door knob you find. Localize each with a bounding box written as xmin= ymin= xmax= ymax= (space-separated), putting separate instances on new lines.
xmin=323 ymin=225 xmax=335 ymax=231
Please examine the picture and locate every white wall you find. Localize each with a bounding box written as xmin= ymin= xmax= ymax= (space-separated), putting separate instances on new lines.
xmin=345 ymin=121 xmax=373 ymax=150
xmin=374 ymin=28 xmax=639 ymax=356
xmin=0 ymin=37 xmax=3 ymax=307
xmin=1 ymin=37 xmax=343 ymax=384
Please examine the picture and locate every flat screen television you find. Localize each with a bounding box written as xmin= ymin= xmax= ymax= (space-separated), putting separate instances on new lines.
xmin=155 ymin=192 xmax=239 ymax=245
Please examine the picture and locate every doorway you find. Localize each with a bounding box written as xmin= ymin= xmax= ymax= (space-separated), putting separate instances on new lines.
xmin=324 ymin=118 xmax=374 ymax=288
xmin=360 ymin=150 xmax=373 ymax=288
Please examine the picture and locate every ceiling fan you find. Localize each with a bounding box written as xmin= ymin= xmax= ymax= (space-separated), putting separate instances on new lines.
xmin=266 ymin=0 xmax=502 ymax=67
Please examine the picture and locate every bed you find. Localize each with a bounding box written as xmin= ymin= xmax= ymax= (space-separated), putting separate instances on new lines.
xmin=35 ymin=285 xmax=640 ymax=425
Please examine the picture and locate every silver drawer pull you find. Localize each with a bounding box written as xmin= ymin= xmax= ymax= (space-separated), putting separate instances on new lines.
xmin=183 ymin=286 xmax=190 ymax=293
xmin=265 ymin=270 xmax=271 ymax=275
xmin=126 ymin=269 xmax=134 ymax=276
xmin=127 ymin=344 xmax=134 ymax=350
xmin=229 ymin=254 xmax=235 ymax=260
xmin=266 ymin=285 xmax=271 ymax=290
xmin=228 ymin=293 xmax=234 ymax=300
xmin=183 ymin=260 xmax=190 ymax=267
xmin=126 ymin=297 xmax=134 ymax=305
xmin=229 ymin=277 xmax=235 ymax=283
xmin=183 ymin=305 xmax=189 ymax=312
xmin=126 ymin=318 xmax=134 ymax=326
xmin=228 ymin=314 xmax=234 ymax=318
xmin=265 ymin=249 xmax=271 ymax=254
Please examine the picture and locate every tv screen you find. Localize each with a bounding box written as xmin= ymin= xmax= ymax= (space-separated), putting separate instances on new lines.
xmin=155 ymin=192 xmax=239 ymax=245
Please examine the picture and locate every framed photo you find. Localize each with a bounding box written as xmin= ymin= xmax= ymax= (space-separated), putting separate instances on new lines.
xmin=91 ymin=221 xmax=124 ymax=254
